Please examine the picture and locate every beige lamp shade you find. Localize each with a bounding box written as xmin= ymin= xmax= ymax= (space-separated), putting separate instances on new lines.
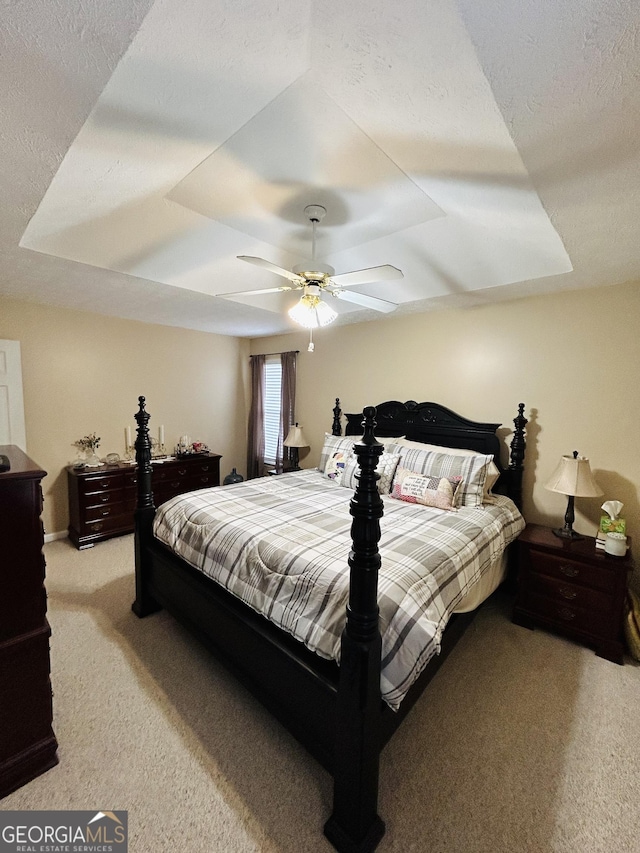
xmin=284 ymin=425 xmax=309 ymax=449
xmin=544 ymin=454 xmax=603 ymax=498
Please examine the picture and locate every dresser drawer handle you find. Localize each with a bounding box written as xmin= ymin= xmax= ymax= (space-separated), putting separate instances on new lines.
xmin=100 ymin=509 xmax=111 ymax=517
xmin=89 ymin=522 xmax=104 ymax=532
xmin=557 ymin=606 xmax=576 ymax=621
xmin=558 ymin=586 xmax=577 ymax=600
xmin=100 ymin=494 xmax=110 ymax=503
xmin=559 ymin=564 xmax=579 ymax=578
xmin=178 ymin=468 xmax=187 ymax=476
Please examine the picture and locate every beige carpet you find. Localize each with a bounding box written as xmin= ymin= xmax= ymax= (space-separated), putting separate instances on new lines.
xmin=4 ymin=535 xmax=640 ymax=852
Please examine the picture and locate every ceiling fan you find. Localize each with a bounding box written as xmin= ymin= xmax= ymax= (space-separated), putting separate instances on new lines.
xmin=217 ymin=204 xmax=403 ymax=328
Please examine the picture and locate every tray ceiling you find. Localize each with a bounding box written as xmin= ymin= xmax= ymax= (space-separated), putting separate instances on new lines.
xmin=2 ymin=0 xmax=639 ymax=336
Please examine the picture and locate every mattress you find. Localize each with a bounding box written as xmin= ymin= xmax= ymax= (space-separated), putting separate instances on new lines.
xmin=153 ymin=470 xmax=525 ymax=709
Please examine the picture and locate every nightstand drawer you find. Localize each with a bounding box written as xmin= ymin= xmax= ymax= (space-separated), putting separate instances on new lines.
xmin=523 ymin=591 xmax=612 ymax=639
xmin=528 ymin=550 xmax=614 ymax=592
xmin=526 ymin=571 xmax=613 ymax=613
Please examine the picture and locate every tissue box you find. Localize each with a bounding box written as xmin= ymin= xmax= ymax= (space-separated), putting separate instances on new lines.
xmin=600 ymin=515 xmax=626 ymax=535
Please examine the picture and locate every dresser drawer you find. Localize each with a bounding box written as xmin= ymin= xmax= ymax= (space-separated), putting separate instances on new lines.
xmin=527 ymin=549 xmax=614 ymax=592
xmin=83 ymin=511 xmax=132 ymax=534
xmin=83 ymin=489 xmax=124 ymax=511
xmin=79 ymin=472 xmax=125 ymax=495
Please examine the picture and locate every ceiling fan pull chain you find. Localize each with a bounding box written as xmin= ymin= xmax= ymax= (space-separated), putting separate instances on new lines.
xmin=308 ymin=328 xmax=315 ymax=352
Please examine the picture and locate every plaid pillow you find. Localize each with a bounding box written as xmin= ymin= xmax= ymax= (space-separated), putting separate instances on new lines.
xmin=388 ymin=445 xmax=494 ymax=507
xmin=318 ymin=434 xmax=355 ymax=473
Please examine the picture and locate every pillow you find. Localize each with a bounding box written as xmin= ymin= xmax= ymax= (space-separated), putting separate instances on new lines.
xmin=390 ymin=467 xmax=462 ymax=510
xmin=389 ymin=440 xmax=500 ymax=498
xmin=388 ymin=446 xmax=494 ymax=507
xmin=318 ymin=433 xmax=355 ymax=473
xmin=341 ymin=450 xmax=401 ymax=494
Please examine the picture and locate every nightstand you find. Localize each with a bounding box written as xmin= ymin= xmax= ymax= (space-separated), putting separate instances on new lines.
xmin=513 ymin=523 xmax=633 ymax=663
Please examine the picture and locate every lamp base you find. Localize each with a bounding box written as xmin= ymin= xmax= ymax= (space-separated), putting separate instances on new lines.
xmin=552 ymin=527 xmax=584 ymax=541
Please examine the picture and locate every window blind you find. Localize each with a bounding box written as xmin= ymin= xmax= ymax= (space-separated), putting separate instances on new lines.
xmin=263 ymin=355 xmax=282 ymax=467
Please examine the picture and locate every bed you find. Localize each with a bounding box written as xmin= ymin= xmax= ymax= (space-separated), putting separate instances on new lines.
xmin=132 ymin=397 xmax=528 ymax=853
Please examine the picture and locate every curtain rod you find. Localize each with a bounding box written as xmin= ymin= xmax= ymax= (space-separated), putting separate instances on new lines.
xmin=249 ymin=350 xmax=299 ymax=358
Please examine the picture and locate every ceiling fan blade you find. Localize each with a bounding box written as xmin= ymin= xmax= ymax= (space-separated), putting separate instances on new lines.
xmin=237 ymin=255 xmax=305 ymax=283
xmin=218 ymin=285 xmax=294 ymax=298
xmin=331 ymin=289 xmax=398 ymax=313
xmin=329 ymin=265 xmax=404 ymax=288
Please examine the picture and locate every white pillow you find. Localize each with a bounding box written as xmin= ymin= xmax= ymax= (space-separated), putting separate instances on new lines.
xmin=390 ymin=467 xmax=462 ymax=510
xmin=390 ymin=439 xmax=500 ymax=496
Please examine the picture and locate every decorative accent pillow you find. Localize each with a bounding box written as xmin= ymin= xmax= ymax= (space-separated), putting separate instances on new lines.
xmin=318 ymin=434 xmax=355 ymax=473
xmin=341 ymin=450 xmax=401 ymax=494
xmin=324 ymin=450 xmax=350 ymax=481
xmin=387 ymin=446 xmax=494 ymax=507
xmin=390 ymin=467 xmax=462 ymax=510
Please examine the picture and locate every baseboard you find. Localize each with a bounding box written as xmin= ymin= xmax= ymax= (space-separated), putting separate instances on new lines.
xmin=44 ymin=530 xmax=68 ymax=543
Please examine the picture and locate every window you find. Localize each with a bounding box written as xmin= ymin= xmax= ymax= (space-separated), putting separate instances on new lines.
xmin=263 ymin=355 xmax=282 ymax=467
xmin=247 ymin=351 xmax=297 ymax=479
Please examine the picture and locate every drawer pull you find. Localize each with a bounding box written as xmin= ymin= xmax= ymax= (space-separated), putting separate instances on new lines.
xmin=178 ymin=468 xmax=187 ymax=476
xmin=101 ymin=509 xmax=111 ymax=517
xmin=89 ymin=522 xmax=104 ymax=532
xmin=559 ymin=564 xmax=579 ymax=578
xmin=558 ymin=586 xmax=577 ymax=601
xmin=100 ymin=494 xmax=110 ymax=503
xmin=557 ymin=606 xmax=576 ymax=621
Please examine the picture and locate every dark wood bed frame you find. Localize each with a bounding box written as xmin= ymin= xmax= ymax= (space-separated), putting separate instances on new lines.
xmin=132 ymin=397 xmax=527 ymax=853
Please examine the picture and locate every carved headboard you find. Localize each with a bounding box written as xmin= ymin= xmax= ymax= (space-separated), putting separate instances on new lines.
xmin=334 ymin=399 xmax=527 ymax=509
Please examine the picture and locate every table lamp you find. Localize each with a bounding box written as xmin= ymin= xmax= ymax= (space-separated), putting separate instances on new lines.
xmin=283 ymin=423 xmax=309 ymax=471
xmin=544 ymin=450 xmax=603 ymax=539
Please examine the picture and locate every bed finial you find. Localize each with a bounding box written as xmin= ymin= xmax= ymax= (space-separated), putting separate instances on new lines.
xmin=132 ymin=395 xmax=159 ymax=618
xmin=332 ymin=398 xmax=342 ymax=436
xmin=508 ymin=403 xmax=527 ymax=511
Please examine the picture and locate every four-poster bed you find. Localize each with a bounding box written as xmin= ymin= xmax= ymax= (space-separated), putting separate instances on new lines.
xmin=132 ymin=396 xmax=527 ymax=852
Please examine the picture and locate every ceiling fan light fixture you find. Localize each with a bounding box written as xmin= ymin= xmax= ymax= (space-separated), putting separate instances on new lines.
xmin=288 ymin=292 xmax=337 ymax=329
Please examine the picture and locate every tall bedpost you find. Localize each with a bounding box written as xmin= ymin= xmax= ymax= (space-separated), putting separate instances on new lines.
xmin=324 ymin=406 xmax=385 ymax=853
xmin=132 ymin=396 xmax=160 ymax=618
xmin=332 ymin=398 xmax=342 ymax=436
xmin=508 ymin=402 xmax=527 ymax=511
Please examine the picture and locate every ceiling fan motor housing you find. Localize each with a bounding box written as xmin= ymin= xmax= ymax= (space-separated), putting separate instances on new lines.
xmin=303 ymin=204 xmax=327 ymax=223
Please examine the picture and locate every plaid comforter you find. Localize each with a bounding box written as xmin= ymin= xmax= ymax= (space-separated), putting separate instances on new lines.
xmin=154 ymin=470 xmax=525 ymax=710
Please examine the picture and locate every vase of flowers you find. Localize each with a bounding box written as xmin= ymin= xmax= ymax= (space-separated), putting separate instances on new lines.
xmin=74 ymin=433 xmax=102 ymax=467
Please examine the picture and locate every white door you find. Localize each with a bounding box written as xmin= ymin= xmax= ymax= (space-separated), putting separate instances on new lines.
xmin=0 ymin=340 xmax=27 ymax=450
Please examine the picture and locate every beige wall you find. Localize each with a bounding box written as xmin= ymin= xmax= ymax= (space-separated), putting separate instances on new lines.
xmin=1 ymin=297 xmax=250 ymax=535
xmin=251 ymin=280 xmax=640 ymax=546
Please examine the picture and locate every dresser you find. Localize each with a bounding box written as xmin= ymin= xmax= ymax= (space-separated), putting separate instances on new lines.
xmin=67 ymin=453 xmax=221 ymax=549
xmin=0 ymin=445 xmax=58 ymax=798
xmin=513 ymin=523 xmax=633 ymax=663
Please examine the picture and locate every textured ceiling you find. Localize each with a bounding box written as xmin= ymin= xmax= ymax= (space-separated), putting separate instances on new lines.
xmin=2 ymin=0 xmax=639 ymax=337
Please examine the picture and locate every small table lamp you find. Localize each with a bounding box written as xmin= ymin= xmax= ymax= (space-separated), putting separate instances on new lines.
xmin=283 ymin=423 xmax=309 ymax=471
xmin=544 ymin=450 xmax=603 ymax=539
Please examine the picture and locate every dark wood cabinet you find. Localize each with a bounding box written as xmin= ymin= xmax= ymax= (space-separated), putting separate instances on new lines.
xmin=0 ymin=445 xmax=58 ymax=798
xmin=513 ymin=523 xmax=633 ymax=663
xmin=67 ymin=453 xmax=221 ymax=549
